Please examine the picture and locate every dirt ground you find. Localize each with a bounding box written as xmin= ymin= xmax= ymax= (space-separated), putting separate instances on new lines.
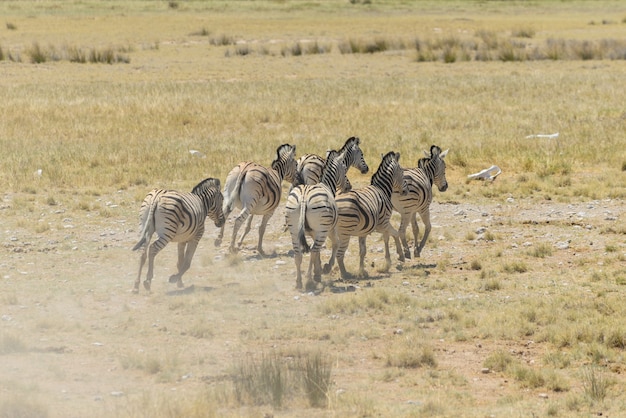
xmin=1 ymin=187 xmax=624 ymax=417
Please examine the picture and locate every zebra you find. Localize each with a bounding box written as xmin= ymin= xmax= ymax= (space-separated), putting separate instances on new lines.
xmin=294 ymin=136 xmax=369 ymax=191
xmin=391 ymin=145 xmax=449 ymax=259
xmin=217 ymin=144 xmax=297 ymax=255
xmin=324 ymin=151 xmax=408 ymax=280
xmin=132 ymin=177 xmax=225 ymax=292
xmin=284 ymin=150 xmax=350 ymax=291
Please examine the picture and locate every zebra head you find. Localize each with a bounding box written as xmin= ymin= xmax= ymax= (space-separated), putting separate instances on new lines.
xmin=420 ymin=145 xmax=449 ymax=192
xmin=192 ymin=177 xmax=225 ymax=228
xmin=340 ymin=136 xmax=369 ymax=175
xmin=272 ymin=144 xmax=298 ymax=185
xmin=374 ymin=151 xmax=408 ymax=196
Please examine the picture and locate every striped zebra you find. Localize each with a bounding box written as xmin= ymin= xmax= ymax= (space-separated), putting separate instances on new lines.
xmin=324 ymin=152 xmax=408 ymax=279
xmin=132 ymin=177 xmax=225 ymax=292
xmin=391 ymin=145 xmax=449 ymax=259
xmin=217 ymin=144 xmax=297 ymax=255
xmin=294 ymin=136 xmax=369 ymax=191
xmin=285 ymin=150 xmax=350 ymax=290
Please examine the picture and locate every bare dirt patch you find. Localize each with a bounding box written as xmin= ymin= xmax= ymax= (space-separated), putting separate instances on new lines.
xmin=1 ymin=188 xmax=624 ymax=417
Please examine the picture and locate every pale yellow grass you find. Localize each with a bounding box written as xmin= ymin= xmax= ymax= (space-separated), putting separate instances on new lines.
xmin=1 ymin=2 xmax=625 ymax=417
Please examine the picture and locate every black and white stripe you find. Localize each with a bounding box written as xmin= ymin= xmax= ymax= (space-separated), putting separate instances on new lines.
xmin=132 ymin=178 xmax=225 ymax=292
xmin=285 ymin=150 xmax=350 ymax=290
xmin=218 ymin=144 xmax=297 ymax=255
xmin=324 ymin=152 xmax=408 ymax=279
xmin=295 ymin=136 xmax=369 ymax=191
xmin=391 ymin=145 xmax=449 ymax=259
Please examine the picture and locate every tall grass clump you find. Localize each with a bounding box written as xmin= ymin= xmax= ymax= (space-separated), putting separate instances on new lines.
xmin=27 ymin=42 xmax=47 ymax=63
xmin=232 ymin=350 xmax=333 ymax=408
xmin=581 ymin=366 xmax=611 ymax=403
xmin=301 ymin=351 xmax=333 ymax=407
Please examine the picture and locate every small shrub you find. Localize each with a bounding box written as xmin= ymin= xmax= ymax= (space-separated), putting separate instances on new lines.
xmin=191 ymin=27 xmax=210 ymax=36
xmin=511 ymin=364 xmax=545 ymax=388
xmin=168 ymin=1 xmax=179 ymax=9
xmin=483 ymin=350 xmax=513 ymax=372
xmin=290 ymin=42 xmax=303 ymax=56
xmin=529 ymin=242 xmax=552 ymax=258
xmin=235 ymin=45 xmax=251 ymax=56
xmin=27 ymin=42 xmax=47 ymax=63
xmin=503 ymin=261 xmax=528 ymax=273
xmin=483 ymin=278 xmax=501 ymax=291
xmin=386 ymin=342 xmax=437 ymax=369
xmin=6 ymin=22 xmax=17 ymax=30
xmin=470 ymin=260 xmax=482 ymax=271
xmin=210 ymin=34 xmax=235 ymax=46
xmin=512 ymin=27 xmax=536 ymax=38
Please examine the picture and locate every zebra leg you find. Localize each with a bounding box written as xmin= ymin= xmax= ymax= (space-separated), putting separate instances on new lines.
xmin=215 ymin=224 xmax=225 ymax=247
xmin=145 ymin=238 xmax=167 ymax=291
xmin=323 ymin=228 xmax=339 ymax=274
xmin=357 ymin=236 xmax=368 ymax=278
xmin=289 ymin=230 xmax=304 ymax=289
xmin=134 ymin=248 xmax=148 ymax=293
xmin=336 ymin=236 xmax=353 ymax=279
xmin=415 ymin=211 xmax=430 ymax=258
xmin=398 ymin=213 xmax=412 ymax=260
xmin=172 ymin=239 xmax=200 ymax=288
xmin=169 ymin=242 xmax=187 ymax=287
xmin=230 ymin=209 xmax=250 ymax=253
xmin=237 ymin=215 xmax=254 ymax=249
xmin=310 ymin=232 xmax=327 ymax=283
xmin=323 ymin=232 xmax=338 ymax=274
xmin=256 ymin=212 xmax=274 ymax=256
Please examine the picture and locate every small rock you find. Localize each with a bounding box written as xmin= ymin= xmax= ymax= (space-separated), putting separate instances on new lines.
xmin=539 ymin=393 xmax=548 ymax=399
xmin=481 ymin=368 xmax=490 ymax=374
xmin=110 ymin=391 xmax=125 ymax=397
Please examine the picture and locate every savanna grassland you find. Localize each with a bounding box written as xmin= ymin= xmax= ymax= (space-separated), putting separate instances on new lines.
xmin=1 ymin=1 xmax=625 ymax=417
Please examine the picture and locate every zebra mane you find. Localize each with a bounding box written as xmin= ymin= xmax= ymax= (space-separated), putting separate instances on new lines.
xmin=339 ymin=136 xmax=360 ymax=154
xmin=371 ymin=151 xmax=399 ymax=186
xmin=275 ymin=144 xmax=295 ymax=160
xmin=192 ymin=177 xmax=221 ymax=195
xmin=418 ymin=144 xmax=444 ymax=169
xmin=320 ymin=149 xmax=340 ymax=193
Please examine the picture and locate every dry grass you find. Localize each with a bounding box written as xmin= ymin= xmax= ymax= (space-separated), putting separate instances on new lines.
xmin=0 ymin=1 xmax=625 ymax=417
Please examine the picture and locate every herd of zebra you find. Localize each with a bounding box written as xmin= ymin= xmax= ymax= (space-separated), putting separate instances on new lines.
xmin=132 ymin=137 xmax=449 ymax=293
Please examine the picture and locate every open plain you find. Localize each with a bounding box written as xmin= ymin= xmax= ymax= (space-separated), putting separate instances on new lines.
xmin=1 ymin=1 xmax=625 ymax=417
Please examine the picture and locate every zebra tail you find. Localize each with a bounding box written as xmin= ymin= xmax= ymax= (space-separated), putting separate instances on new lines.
xmin=298 ymin=198 xmax=310 ymax=253
xmin=132 ymin=198 xmax=158 ymax=251
xmin=223 ymin=165 xmax=246 ymax=215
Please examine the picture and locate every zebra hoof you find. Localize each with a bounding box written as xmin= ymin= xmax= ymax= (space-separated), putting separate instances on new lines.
xmin=305 ymin=281 xmax=317 ymax=292
xmin=214 ymin=238 xmax=222 ymax=247
xmin=177 ymin=280 xmax=184 ymax=289
xmin=322 ymin=264 xmax=332 ymax=274
xmin=143 ymin=281 xmax=151 ymax=291
xmin=169 ymin=275 xmax=179 ymax=284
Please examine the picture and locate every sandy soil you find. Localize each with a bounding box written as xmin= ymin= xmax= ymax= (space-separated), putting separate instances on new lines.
xmin=1 ymin=189 xmax=624 ymax=417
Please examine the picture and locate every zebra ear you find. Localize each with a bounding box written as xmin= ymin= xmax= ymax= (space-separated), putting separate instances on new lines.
xmin=395 ymin=152 xmax=401 ymax=161
xmin=440 ymin=149 xmax=449 ymax=159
